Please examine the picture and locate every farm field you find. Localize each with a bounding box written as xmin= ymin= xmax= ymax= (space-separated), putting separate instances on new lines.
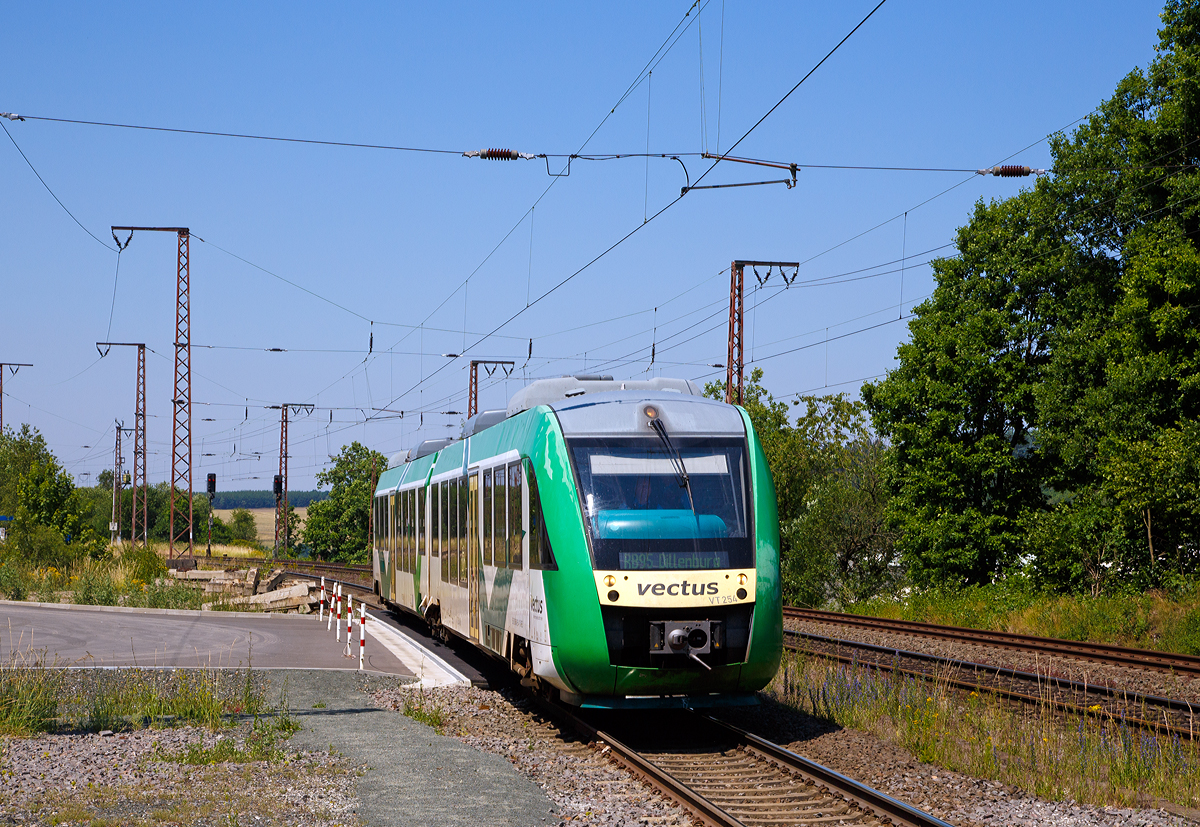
xmin=213 ymin=507 xmax=306 ymax=543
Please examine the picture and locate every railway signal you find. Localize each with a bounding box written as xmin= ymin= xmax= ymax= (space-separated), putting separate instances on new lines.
xmin=206 ymin=473 xmax=216 ymax=557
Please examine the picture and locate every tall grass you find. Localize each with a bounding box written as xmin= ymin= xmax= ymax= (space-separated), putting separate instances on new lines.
xmin=0 ymin=649 xmax=64 ymax=735
xmin=0 ymin=648 xmax=275 ymax=736
xmin=773 ymin=651 xmax=1200 ymax=809
xmin=0 ymin=546 xmax=204 ymax=610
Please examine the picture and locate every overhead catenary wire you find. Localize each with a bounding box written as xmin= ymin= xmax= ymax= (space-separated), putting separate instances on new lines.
xmin=0 ymin=119 xmax=116 ymax=251
xmin=372 ymin=2 xmax=893 ymax=417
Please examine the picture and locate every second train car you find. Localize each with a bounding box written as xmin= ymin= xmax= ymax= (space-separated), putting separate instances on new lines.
xmin=372 ymin=375 xmax=782 ymax=708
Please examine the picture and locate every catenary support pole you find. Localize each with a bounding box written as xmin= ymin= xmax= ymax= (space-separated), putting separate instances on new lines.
xmin=0 ymin=363 xmax=34 ymax=433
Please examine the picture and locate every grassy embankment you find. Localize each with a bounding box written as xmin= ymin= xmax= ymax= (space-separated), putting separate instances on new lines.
xmin=0 ymin=647 xmax=286 ymax=738
xmin=846 ymin=581 xmax=1200 ymax=655
xmin=0 ymin=543 xmax=278 ymax=610
xmin=769 ymin=649 xmax=1200 ymax=811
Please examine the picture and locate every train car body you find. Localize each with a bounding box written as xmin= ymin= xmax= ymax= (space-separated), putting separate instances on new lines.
xmin=372 ymin=376 xmax=782 ymax=708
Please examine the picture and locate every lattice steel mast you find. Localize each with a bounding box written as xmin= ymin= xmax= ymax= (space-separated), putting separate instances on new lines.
xmin=111 ymin=227 xmax=193 ymax=558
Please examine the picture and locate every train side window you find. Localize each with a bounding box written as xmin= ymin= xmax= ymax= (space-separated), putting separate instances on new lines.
xmin=482 ymin=469 xmax=493 ymax=567
xmin=418 ymin=486 xmax=426 ymax=558
xmin=494 ymin=466 xmax=507 ymax=568
xmin=403 ymin=489 xmax=412 ymax=573
xmin=409 ymin=488 xmax=417 ymax=561
xmin=508 ymin=461 xmax=523 ymax=570
xmin=468 ymin=472 xmax=479 ymax=578
xmin=526 ymin=460 xmax=557 ymax=571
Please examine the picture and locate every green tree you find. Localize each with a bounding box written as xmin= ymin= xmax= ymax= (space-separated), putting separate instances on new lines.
xmin=0 ymin=424 xmax=105 ymax=565
xmin=867 ymin=1 xmax=1200 ymax=589
xmin=706 ymin=371 xmax=896 ymax=605
xmin=862 ymin=188 xmax=1073 ymax=586
xmin=302 ymin=442 xmax=387 ymax=563
xmin=228 ymin=508 xmax=258 ymax=542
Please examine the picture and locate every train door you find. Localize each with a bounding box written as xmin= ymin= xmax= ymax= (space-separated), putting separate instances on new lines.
xmin=418 ymin=484 xmax=427 ymax=613
xmin=468 ymin=473 xmax=479 ymax=640
xmin=386 ymin=493 xmax=396 ymax=602
xmin=525 ymin=458 xmax=551 ymax=646
xmin=505 ymin=460 xmax=530 ymax=644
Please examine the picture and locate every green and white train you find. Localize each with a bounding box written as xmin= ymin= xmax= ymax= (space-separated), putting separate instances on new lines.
xmin=372 ymin=375 xmax=782 ymax=708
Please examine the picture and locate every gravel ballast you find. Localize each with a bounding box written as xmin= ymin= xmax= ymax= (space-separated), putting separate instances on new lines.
xmin=721 ymin=700 xmax=1195 ymax=827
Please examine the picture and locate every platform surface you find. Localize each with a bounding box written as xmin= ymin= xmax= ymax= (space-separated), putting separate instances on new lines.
xmin=0 ymin=601 xmax=413 ymax=676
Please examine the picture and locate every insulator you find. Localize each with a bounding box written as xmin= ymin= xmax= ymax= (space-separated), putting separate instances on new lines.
xmin=482 ymin=148 xmax=521 ymax=161
xmin=980 ymin=165 xmax=1040 ymax=177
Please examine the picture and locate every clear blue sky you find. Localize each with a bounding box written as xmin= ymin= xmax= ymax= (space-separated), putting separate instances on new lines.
xmin=0 ymin=1 xmax=1165 ymax=490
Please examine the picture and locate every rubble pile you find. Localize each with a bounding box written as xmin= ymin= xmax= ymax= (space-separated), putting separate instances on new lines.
xmin=166 ymin=567 xmax=320 ymax=613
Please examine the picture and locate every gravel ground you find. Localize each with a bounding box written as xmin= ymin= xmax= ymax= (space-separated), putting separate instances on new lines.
xmin=788 ymin=618 xmax=1200 ymax=705
xmin=721 ymin=698 xmax=1197 ymax=827
xmin=372 ymin=683 xmax=690 ymax=826
xmin=0 ymin=722 xmax=360 ymax=826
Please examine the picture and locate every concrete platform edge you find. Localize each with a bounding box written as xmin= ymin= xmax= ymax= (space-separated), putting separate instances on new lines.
xmin=0 ymin=599 xmax=314 ymax=621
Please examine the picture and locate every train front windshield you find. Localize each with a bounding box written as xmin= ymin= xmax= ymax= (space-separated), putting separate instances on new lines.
xmin=569 ymin=437 xmax=752 ymax=571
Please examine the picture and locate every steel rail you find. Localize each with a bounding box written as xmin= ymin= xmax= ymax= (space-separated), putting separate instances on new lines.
xmin=784 ymin=606 xmax=1200 ymax=676
xmin=537 ymin=696 xmax=951 ymax=827
xmin=785 ymin=631 xmax=1199 ymax=741
xmin=704 ymin=715 xmax=956 ymax=827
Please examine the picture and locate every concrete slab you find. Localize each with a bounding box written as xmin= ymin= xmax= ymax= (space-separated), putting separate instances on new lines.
xmin=283 ymin=671 xmax=558 ymax=827
xmin=0 ymin=601 xmax=413 ymax=676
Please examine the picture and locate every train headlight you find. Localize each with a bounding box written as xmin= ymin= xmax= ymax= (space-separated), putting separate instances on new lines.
xmin=607 ymin=590 xmax=620 ymax=602
xmin=603 ymin=575 xmax=616 ymax=587
xmin=738 ymin=573 xmax=748 ymax=586
xmin=736 ymin=588 xmax=748 ymax=600
xmin=643 ymin=405 xmax=659 ymax=422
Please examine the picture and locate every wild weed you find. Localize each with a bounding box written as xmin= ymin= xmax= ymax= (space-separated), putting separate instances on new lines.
xmin=773 ymin=651 xmax=1200 ymax=809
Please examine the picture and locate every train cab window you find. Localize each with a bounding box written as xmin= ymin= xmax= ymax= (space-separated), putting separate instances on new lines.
xmin=568 ymin=436 xmax=752 ymax=571
xmin=494 ymin=466 xmax=507 ymax=568
xmin=482 ymin=469 xmax=493 ymax=567
xmin=417 ymin=487 xmax=426 ymax=558
xmin=457 ymin=477 xmax=468 ymax=587
xmin=508 ymin=461 xmax=523 ymax=570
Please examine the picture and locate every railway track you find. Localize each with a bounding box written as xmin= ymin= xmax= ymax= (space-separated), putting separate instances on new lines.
xmin=543 ymin=699 xmax=953 ymax=827
xmin=784 ymin=606 xmax=1200 ymax=677
xmin=784 ymin=615 xmax=1200 ymax=740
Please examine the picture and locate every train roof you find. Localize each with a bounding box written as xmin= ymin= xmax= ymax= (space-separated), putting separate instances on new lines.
xmin=505 ymin=375 xmax=700 ymax=417
xmin=377 ymin=375 xmax=731 ymax=495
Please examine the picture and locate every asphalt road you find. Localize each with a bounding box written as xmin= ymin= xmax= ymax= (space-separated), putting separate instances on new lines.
xmin=0 ymin=601 xmax=414 ymax=675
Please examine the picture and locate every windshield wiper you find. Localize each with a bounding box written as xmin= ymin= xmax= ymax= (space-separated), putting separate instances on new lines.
xmin=650 ymin=418 xmax=699 ymax=525
xmin=650 ymin=418 xmax=688 ymax=489
xmin=650 ymin=419 xmax=703 ymax=554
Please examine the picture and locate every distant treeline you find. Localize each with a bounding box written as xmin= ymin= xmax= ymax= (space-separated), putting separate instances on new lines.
xmin=210 ymin=490 xmax=328 ymax=509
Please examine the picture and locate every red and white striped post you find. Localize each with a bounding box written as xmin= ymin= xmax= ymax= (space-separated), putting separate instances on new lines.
xmin=335 ymin=585 xmax=342 ymax=641
xmin=358 ymin=604 xmax=366 ymax=671
xmin=345 ymin=593 xmax=354 ymax=656
xmin=319 ymin=577 xmax=326 ymax=622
